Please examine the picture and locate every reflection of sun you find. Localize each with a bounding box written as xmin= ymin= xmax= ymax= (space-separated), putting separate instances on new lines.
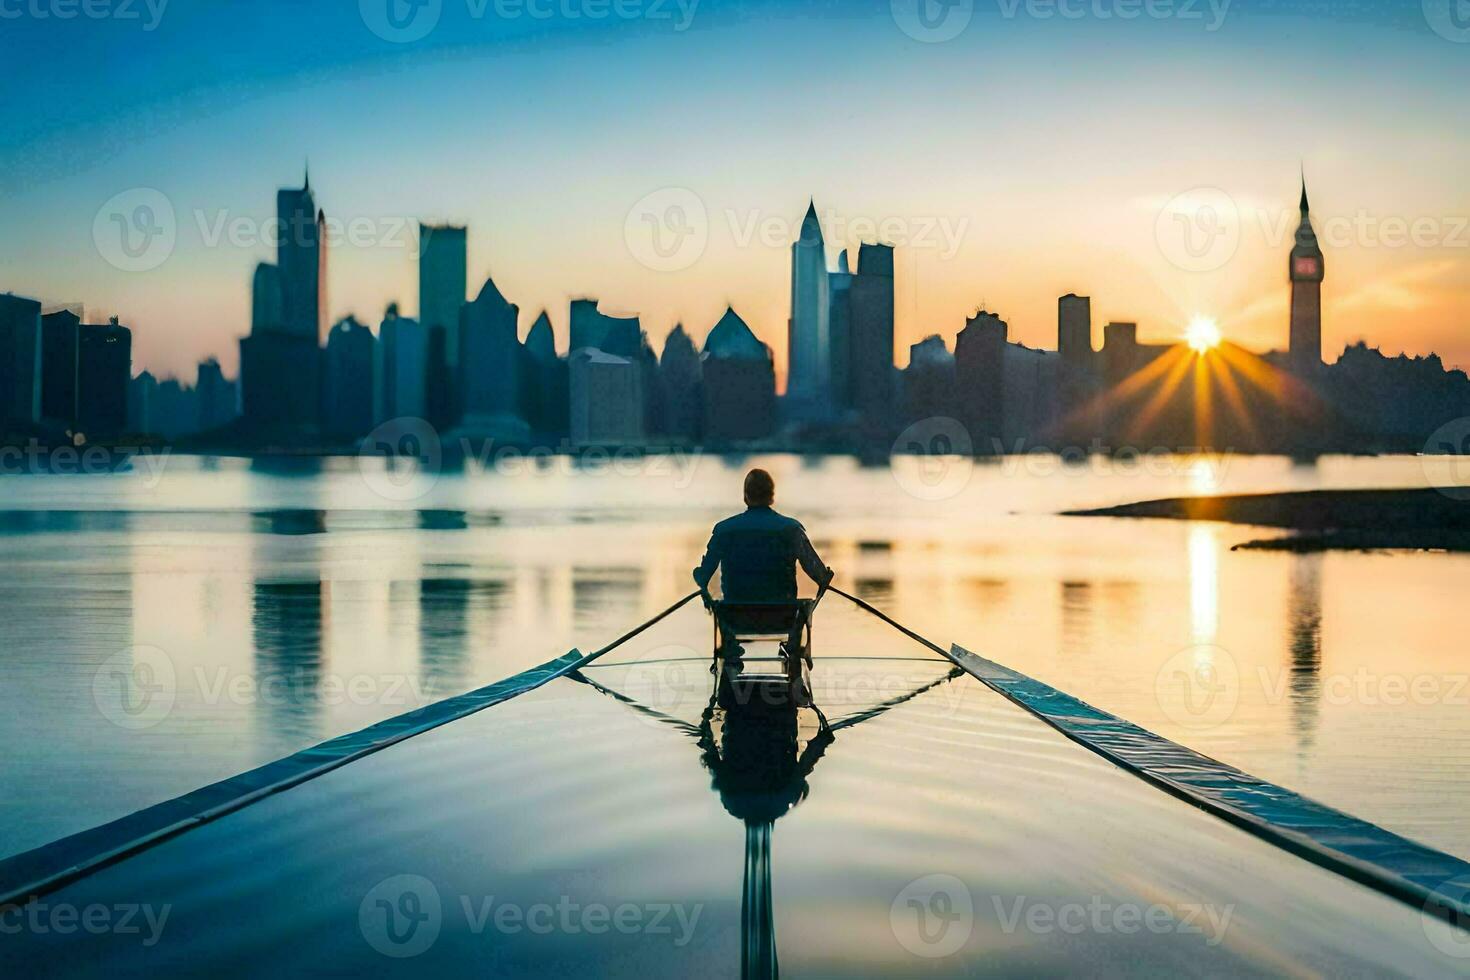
xmin=1185 ymin=316 xmax=1221 ymax=353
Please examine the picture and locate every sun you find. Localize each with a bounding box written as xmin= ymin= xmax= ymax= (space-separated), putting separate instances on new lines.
xmin=1185 ymin=316 xmax=1221 ymax=353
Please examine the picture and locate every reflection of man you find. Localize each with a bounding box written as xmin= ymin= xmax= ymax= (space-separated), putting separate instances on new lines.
xmin=693 ymin=469 xmax=832 ymax=602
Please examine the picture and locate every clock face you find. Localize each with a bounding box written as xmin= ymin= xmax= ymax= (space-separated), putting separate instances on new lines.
xmin=1293 ymin=257 xmax=1320 ymax=278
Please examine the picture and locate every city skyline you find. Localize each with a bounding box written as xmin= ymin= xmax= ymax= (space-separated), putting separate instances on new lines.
xmin=4 ymin=1 xmax=1469 ymax=381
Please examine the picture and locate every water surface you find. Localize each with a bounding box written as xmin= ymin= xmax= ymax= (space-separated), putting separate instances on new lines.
xmin=2 ymin=452 xmax=1468 ymax=866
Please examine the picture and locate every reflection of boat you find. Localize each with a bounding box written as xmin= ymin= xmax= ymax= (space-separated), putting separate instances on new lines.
xmin=574 ymin=591 xmax=962 ymax=980
xmin=708 ymin=597 xmax=819 ymax=713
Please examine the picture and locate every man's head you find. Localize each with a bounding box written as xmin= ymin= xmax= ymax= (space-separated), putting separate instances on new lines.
xmin=743 ymin=468 xmax=775 ymax=508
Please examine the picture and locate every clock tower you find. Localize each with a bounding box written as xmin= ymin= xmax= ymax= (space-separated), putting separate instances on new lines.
xmin=1288 ymin=176 xmax=1324 ymax=374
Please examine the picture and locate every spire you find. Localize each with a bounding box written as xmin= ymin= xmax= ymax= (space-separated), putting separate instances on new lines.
xmin=1299 ymin=165 xmax=1309 ymax=213
xmin=798 ymin=198 xmax=822 ymax=245
xmin=304 ymin=159 xmax=310 ymax=191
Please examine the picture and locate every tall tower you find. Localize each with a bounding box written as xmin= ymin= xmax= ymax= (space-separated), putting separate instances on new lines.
xmin=418 ymin=224 xmax=468 ymax=366
xmin=276 ymin=165 xmax=325 ymax=342
xmin=1288 ymin=176 xmax=1324 ymax=374
xmin=849 ymin=243 xmax=895 ymax=431
xmin=1057 ymin=294 xmax=1092 ymax=367
xmin=787 ymin=200 xmax=831 ymax=414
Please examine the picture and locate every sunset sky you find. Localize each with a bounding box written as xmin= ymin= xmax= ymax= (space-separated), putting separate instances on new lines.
xmin=2 ymin=0 xmax=1467 ymax=385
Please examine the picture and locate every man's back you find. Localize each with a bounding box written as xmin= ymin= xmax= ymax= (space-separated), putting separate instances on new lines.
xmin=694 ymin=505 xmax=829 ymax=602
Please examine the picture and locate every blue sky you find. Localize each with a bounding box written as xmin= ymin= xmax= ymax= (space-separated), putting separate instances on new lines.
xmin=2 ymin=0 xmax=1467 ymax=381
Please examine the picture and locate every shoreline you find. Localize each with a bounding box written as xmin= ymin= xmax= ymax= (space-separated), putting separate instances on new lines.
xmin=1065 ymin=488 xmax=1470 ymax=553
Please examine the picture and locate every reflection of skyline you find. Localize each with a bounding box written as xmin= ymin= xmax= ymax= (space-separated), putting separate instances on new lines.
xmin=418 ymin=571 xmax=512 ymax=698
xmin=251 ymin=580 xmax=325 ymax=742
xmin=1059 ymin=580 xmax=1093 ymax=661
xmin=571 ymin=566 xmax=644 ymax=629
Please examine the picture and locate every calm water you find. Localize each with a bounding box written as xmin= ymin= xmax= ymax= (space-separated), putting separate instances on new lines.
xmin=3 ymin=451 xmax=1469 ymax=866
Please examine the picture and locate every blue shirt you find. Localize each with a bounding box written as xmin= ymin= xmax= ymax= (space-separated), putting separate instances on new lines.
xmin=693 ymin=506 xmax=831 ymax=602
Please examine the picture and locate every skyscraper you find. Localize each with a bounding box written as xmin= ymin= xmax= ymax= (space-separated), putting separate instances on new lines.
xmin=196 ymin=358 xmax=238 ymax=433
xmin=0 ymin=293 xmax=42 ymax=429
xmin=1058 ymin=294 xmax=1092 ymax=366
xmin=419 ymin=224 xmax=468 ymax=368
xmin=787 ymin=200 xmax=831 ymax=414
xmin=251 ymin=263 xmax=284 ymax=333
xmin=377 ymin=304 xmax=428 ymax=423
xmin=848 ymin=243 xmax=896 ymax=431
xmin=703 ymin=306 xmax=776 ymax=443
xmin=76 ymin=318 xmax=131 ymax=439
xmin=127 ymin=370 xmax=157 ymax=434
xmin=420 ymin=227 xmax=464 ymax=431
xmin=456 ymin=274 xmax=528 ymax=440
xmin=955 ymin=310 xmax=1008 ymax=451
xmin=903 ymin=334 xmax=956 ymax=423
xmin=321 ymin=316 xmax=376 ymax=440
xmin=828 ymin=249 xmax=854 ymax=412
xmin=276 ymin=167 xmax=326 ymax=342
xmin=569 ymin=299 xmax=640 ymax=358
xmin=522 ymin=311 xmax=567 ymax=436
xmin=659 ymin=324 xmax=702 ymax=443
xmin=40 ymin=309 xmax=80 ymax=427
xmin=570 ymin=348 xmax=642 ymax=446
xmin=1289 ymin=178 xmax=1324 ymax=375
xmin=241 ymin=170 xmax=327 ymax=437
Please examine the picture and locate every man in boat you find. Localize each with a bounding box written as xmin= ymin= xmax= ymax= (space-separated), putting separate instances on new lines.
xmin=693 ymin=468 xmax=833 ymax=603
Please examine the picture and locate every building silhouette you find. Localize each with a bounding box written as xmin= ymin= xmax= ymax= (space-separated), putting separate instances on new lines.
xmin=659 ymin=324 xmax=702 ymax=443
xmin=703 ymin=306 xmax=775 ymax=443
xmin=455 ymin=275 xmax=529 ymax=441
xmin=0 ymin=293 xmax=42 ymax=431
xmin=522 ymin=311 xmax=567 ymax=436
xmin=127 ymin=370 xmax=157 ymax=434
xmin=40 ymin=309 xmax=80 ymax=428
xmin=376 ymin=304 xmax=427 ymax=423
xmin=196 ymin=358 xmax=238 ymax=433
xmin=787 ymin=201 xmax=832 ymax=418
xmin=1001 ymin=342 xmax=1056 ymax=446
xmin=570 ymin=348 xmax=642 ymax=446
xmin=419 ymin=224 xmax=467 ymax=425
xmin=955 ymin=310 xmax=1008 ymax=452
xmin=827 ymin=249 xmax=855 ymax=414
xmin=1289 ymin=178 xmax=1324 ymax=376
xmin=1058 ymin=294 xmax=1092 ymax=367
xmin=251 ymin=263 xmax=284 ymax=334
xmin=76 ymin=318 xmax=131 ymax=439
xmin=277 ymin=168 xmax=326 ymax=342
xmin=241 ymin=170 xmax=328 ymax=436
xmin=570 ymin=299 xmax=641 ymax=359
xmin=322 ymin=316 xmax=376 ymax=440
xmin=903 ymin=334 xmax=956 ymax=423
xmin=849 ymin=243 xmax=896 ymax=432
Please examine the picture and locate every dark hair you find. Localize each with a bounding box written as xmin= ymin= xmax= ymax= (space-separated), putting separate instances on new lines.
xmin=743 ymin=468 xmax=775 ymax=507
